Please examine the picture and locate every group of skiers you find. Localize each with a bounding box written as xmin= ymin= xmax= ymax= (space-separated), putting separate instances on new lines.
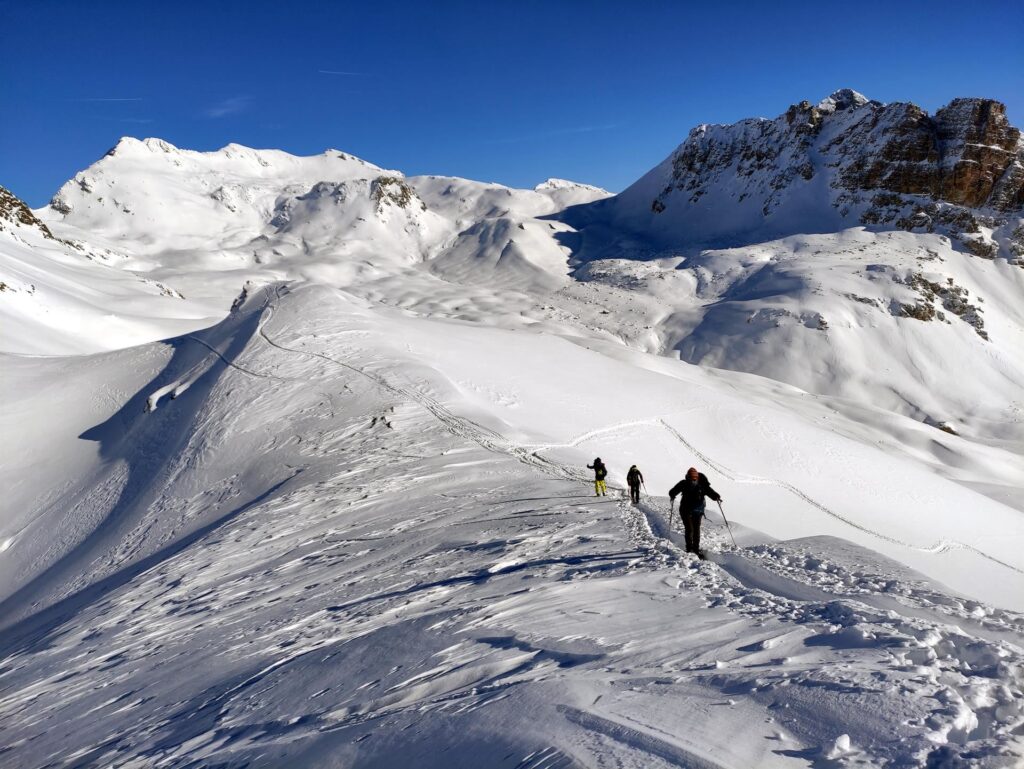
xmin=587 ymin=458 xmax=722 ymax=556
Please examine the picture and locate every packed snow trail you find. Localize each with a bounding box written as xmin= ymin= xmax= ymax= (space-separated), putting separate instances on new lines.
xmin=622 ymin=495 xmax=1024 ymax=765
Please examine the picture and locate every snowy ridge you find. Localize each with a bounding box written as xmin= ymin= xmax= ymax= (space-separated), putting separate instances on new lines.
xmin=1 ymin=283 xmax=1022 ymax=767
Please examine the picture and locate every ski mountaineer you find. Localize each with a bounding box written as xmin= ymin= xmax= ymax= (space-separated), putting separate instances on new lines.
xmin=587 ymin=458 xmax=608 ymax=496
xmin=626 ymin=465 xmax=644 ymax=504
xmin=668 ymin=467 xmax=722 ymax=555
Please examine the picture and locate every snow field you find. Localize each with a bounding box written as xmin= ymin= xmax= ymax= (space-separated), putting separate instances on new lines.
xmin=1 ymin=123 xmax=1022 ymax=767
xmin=1 ymin=284 xmax=1022 ymax=767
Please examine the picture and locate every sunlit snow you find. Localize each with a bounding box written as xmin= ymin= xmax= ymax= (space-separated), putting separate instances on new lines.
xmin=1 ymin=116 xmax=1022 ymax=767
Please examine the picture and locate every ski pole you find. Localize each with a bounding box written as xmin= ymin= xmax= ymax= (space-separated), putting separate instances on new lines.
xmin=717 ymin=500 xmax=737 ymax=548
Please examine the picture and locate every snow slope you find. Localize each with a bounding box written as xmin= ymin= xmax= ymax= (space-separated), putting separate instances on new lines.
xmin=20 ymin=113 xmax=1024 ymax=450
xmin=0 ymin=185 xmax=219 ymax=355
xmin=1 ymin=284 xmax=1022 ymax=767
xmin=3 ymin=90 xmax=1024 ymax=767
xmin=556 ymin=91 xmax=1024 ymax=445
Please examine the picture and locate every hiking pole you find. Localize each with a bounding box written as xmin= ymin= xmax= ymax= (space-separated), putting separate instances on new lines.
xmin=717 ymin=500 xmax=737 ymax=548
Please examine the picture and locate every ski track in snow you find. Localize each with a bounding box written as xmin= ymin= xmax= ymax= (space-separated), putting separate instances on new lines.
xmin=245 ymin=286 xmax=1019 ymax=581
xmin=653 ymin=418 xmax=1024 ymax=575
xmin=256 ymin=287 xmax=588 ymax=486
xmin=558 ymin=706 xmax=728 ymax=769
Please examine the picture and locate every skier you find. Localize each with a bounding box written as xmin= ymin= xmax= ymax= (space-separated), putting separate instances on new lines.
xmin=587 ymin=457 xmax=608 ymax=496
xmin=668 ymin=467 xmax=722 ymax=555
xmin=626 ymin=464 xmax=644 ymax=504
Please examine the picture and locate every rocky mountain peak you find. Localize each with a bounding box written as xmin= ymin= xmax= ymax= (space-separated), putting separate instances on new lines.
xmin=817 ymin=88 xmax=871 ymax=113
xmin=622 ymin=91 xmax=1024 ymax=257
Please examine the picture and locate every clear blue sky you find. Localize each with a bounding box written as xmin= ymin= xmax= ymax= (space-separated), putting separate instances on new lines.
xmin=3 ymin=0 xmax=1022 ymax=207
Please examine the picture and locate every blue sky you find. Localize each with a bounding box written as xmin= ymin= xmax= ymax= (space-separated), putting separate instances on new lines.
xmin=3 ymin=0 xmax=1022 ymax=206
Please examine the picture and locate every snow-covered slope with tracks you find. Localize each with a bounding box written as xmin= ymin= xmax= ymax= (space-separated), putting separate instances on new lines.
xmin=1 ymin=284 xmax=1021 ymax=768
xmin=3 ymin=90 xmax=1024 ymax=768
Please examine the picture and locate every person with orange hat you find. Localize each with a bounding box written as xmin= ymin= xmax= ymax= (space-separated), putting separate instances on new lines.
xmin=668 ymin=467 xmax=722 ymax=555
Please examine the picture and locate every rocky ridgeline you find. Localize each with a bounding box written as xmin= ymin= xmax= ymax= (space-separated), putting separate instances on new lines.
xmin=0 ymin=185 xmax=58 ymax=240
xmin=652 ymin=90 xmax=1024 ymax=261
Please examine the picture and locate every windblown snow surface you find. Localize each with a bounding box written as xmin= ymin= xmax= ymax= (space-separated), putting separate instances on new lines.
xmin=2 ymin=125 xmax=1024 ymax=768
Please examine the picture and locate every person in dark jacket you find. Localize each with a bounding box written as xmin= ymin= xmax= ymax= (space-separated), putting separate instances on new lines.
xmin=587 ymin=458 xmax=608 ymax=496
xmin=626 ymin=465 xmax=644 ymax=504
xmin=668 ymin=467 xmax=722 ymax=554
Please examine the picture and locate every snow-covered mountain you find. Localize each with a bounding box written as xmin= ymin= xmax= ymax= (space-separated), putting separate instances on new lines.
xmin=0 ymin=185 xmax=219 ymax=355
xmin=2 ymin=91 xmax=1024 ymax=767
xmin=16 ymin=95 xmax=1022 ymax=450
xmin=34 ymin=137 xmax=609 ymax=313
xmin=558 ymin=91 xmax=1024 ymax=445
xmin=590 ymin=89 xmax=1024 ymax=254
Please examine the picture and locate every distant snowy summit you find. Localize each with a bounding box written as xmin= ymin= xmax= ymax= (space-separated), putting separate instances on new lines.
xmin=534 ymin=178 xmax=609 ymax=195
xmin=39 ymin=137 xmax=610 ymax=257
xmin=605 ymin=89 xmax=1024 ymax=258
xmin=8 ymin=137 xmax=611 ymax=354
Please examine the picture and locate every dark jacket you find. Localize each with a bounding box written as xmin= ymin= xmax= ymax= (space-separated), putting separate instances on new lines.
xmin=626 ymin=467 xmax=644 ymax=487
xmin=669 ymin=473 xmax=720 ymax=513
xmin=587 ymin=461 xmax=608 ymax=481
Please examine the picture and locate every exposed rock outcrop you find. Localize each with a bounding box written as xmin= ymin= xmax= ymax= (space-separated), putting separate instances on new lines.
xmin=838 ymin=98 xmax=1023 ymax=211
xmin=0 ymin=185 xmax=58 ymax=240
xmin=624 ymin=90 xmax=1024 ymax=257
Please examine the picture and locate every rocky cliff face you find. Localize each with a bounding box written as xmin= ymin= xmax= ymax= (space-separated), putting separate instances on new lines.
xmin=835 ymin=96 xmax=1023 ymax=211
xmin=615 ymin=90 xmax=1024 ymax=261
